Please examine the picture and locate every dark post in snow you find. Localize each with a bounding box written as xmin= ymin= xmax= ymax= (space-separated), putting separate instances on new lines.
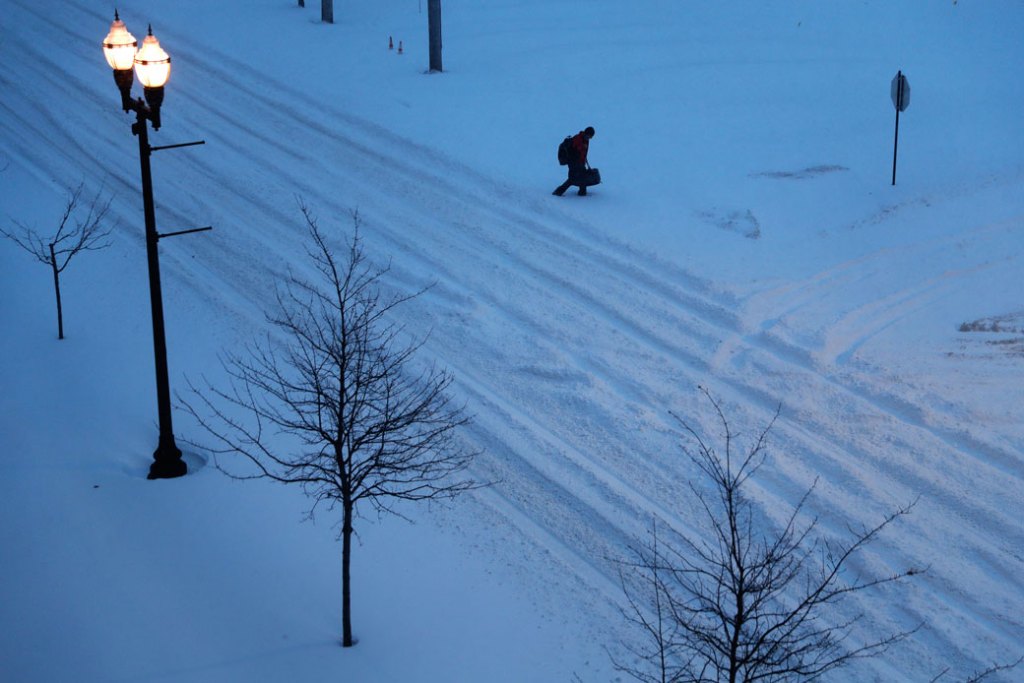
xmin=891 ymin=70 xmax=910 ymax=186
xmin=133 ymin=113 xmax=187 ymax=479
xmin=428 ymin=0 xmax=442 ymax=72
xmin=322 ymin=0 xmax=333 ymax=24
xmin=102 ymin=14 xmax=212 ymax=479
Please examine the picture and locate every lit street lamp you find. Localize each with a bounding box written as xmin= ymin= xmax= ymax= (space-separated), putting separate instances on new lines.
xmin=102 ymin=12 xmax=195 ymax=480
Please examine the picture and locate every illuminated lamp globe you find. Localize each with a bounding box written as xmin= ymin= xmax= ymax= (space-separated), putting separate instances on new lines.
xmin=134 ymin=26 xmax=171 ymax=88
xmin=102 ymin=11 xmax=137 ymax=71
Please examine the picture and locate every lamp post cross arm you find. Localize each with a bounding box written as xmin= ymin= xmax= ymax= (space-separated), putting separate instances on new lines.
xmin=158 ymin=226 xmax=213 ymax=240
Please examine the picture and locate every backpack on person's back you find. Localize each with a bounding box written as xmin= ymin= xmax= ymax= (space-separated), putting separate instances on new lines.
xmin=557 ymin=136 xmax=573 ymax=165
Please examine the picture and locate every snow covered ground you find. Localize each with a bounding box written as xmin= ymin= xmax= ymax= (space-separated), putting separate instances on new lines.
xmin=1 ymin=0 xmax=1022 ymax=680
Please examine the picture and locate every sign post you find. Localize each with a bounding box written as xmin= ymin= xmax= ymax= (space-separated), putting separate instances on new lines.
xmin=891 ymin=70 xmax=910 ymax=185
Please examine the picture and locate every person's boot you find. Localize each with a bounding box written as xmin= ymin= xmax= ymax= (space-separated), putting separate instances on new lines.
xmin=577 ymin=186 xmax=587 ymax=196
xmin=553 ymin=182 xmax=569 ymax=196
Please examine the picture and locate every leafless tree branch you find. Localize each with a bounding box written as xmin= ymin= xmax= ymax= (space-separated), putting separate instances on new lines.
xmin=930 ymin=655 xmax=1024 ymax=683
xmin=614 ymin=389 xmax=921 ymax=682
xmin=180 ymin=203 xmax=482 ymax=647
xmin=1 ymin=183 xmax=113 ymax=338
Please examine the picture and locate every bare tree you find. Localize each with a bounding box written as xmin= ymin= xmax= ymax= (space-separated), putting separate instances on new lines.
xmin=929 ymin=656 xmax=1024 ymax=683
xmin=614 ymin=519 xmax=693 ymax=683
xmin=613 ymin=388 xmax=921 ymax=682
xmin=1 ymin=184 xmax=112 ymax=339
xmin=182 ymin=205 xmax=480 ymax=647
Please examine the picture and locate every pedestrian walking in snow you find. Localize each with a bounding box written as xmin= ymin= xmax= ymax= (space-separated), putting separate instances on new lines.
xmin=553 ymin=126 xmax=596 ymax=196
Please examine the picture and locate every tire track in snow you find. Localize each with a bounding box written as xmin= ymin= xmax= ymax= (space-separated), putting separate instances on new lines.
xmin=125 ymin=27 xmax=753 ymax=556
xmin=7 ymin=0 xmax=1022 ymax=671
xmin=7 ymin=0 xmax=723 ymax=602
xmin=172 ymin=50 xmax=1024 ymax=671
xmin=732 ymin=218 xmax=1024 ymax=481
xmin=24 ymin=0 xmax=1024 ymax=589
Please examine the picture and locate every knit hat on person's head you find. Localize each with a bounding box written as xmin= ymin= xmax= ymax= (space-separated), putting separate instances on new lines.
xmin=585 ymin=126 xmax=595 ymax=138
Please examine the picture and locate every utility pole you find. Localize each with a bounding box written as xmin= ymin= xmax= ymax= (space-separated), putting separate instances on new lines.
xmin=428 ymin=0 xmax=442 ymax=72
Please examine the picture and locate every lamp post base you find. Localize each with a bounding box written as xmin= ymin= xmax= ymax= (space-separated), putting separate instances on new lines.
xmin=148 ymin=442 xmax=187 ymax=480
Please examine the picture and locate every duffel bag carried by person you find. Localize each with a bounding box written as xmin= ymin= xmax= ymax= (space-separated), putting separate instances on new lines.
xmin=582 ymin=167 xmax=601 ymax=186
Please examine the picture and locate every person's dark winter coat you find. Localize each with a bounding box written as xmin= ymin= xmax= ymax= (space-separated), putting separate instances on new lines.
xmin=553 ymin=126 xmax=595 ymax=196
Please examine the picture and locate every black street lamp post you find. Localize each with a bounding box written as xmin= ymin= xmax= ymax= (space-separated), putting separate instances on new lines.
xmin=103 ymin=12 xmax=188 ymax=479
